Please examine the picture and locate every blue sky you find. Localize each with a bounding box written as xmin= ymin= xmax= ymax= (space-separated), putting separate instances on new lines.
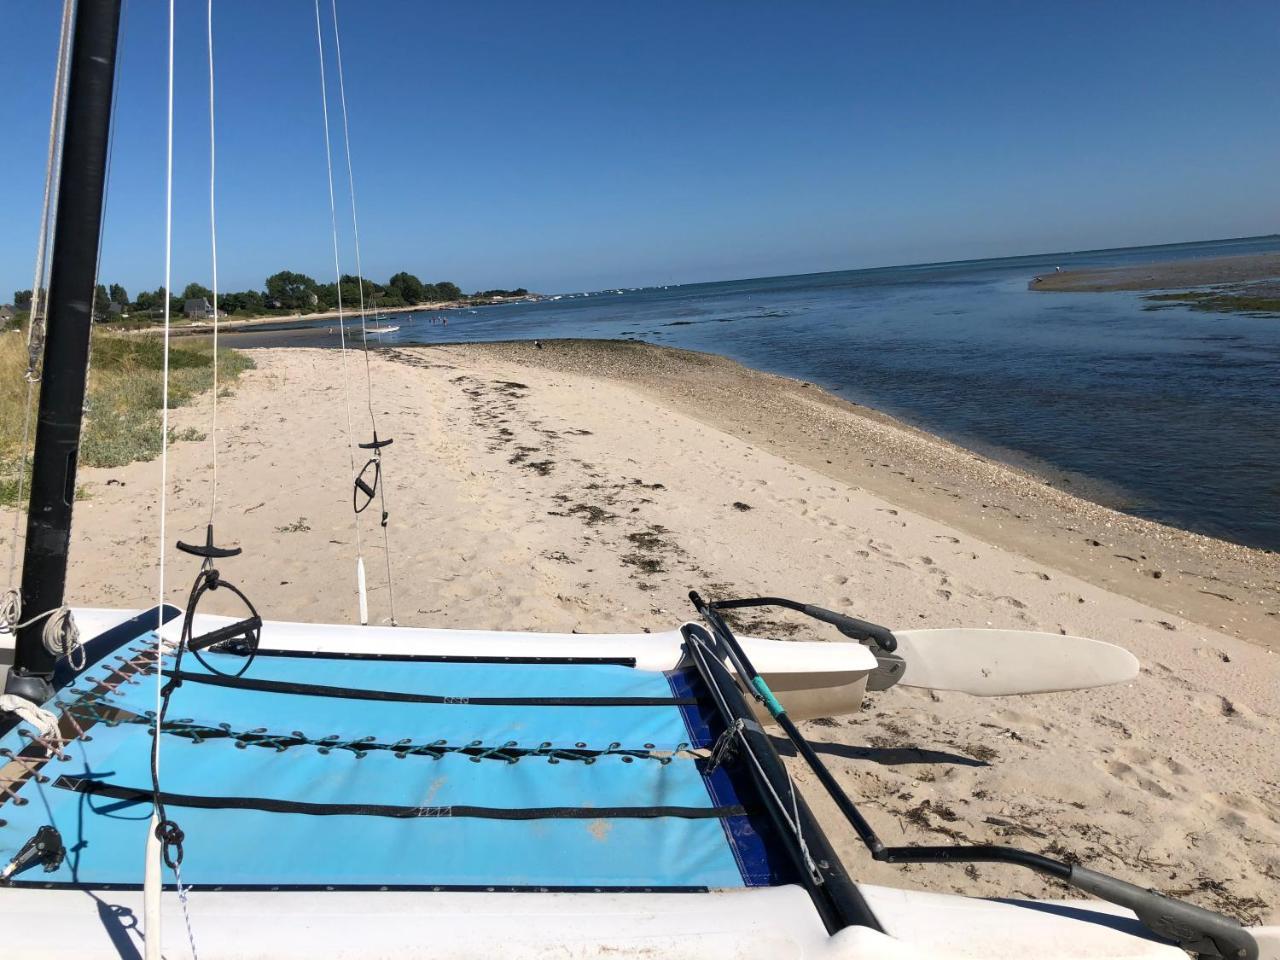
xmin=2 ymin=1 xmax=1278 ymax=298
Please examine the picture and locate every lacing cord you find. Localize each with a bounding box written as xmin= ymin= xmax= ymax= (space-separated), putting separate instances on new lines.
xmin=0 ymin=598 xmax=83 ymax=672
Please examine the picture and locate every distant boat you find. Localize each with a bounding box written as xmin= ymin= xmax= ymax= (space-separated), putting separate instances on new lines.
xmin=366 ymin=324 xmax=399 ymax=334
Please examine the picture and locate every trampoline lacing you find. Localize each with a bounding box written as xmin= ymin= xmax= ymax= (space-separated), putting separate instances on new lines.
xmin=59 ymin=687 xmax=698 ymax=765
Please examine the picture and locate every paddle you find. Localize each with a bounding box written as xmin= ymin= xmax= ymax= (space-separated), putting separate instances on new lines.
xmin=880 ymin=627 xmax=1139 ymax=696
xmin=705 ymin=596 xmax=1138 ymax=697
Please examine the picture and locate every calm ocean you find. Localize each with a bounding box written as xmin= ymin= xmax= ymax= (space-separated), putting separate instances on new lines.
xmin=248 ymin=236 xmax=1280 ymax=552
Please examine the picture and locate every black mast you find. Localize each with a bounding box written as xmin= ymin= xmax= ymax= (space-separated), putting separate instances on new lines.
xmin=8 ymin=0 xmax=125 ymax=702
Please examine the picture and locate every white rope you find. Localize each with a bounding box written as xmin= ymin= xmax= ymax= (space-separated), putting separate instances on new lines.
xmin=0 ymin=590 xmax=19 ymax=633
xmin=175 ymin=860 xmax=200 ymax=960
xmin=206 ymin=0 xmax=220 ymax=524
xmin=145 ymin=2 xmax=176 ymax=957
xmin=0 ymin=599 xmax=82 ymax=668
xmin=0 ymin=695 xmax=60 ymax=740
xmin=328 ymin=0 xmax=396 ymax=624
xmin=5 ymin=0 xmax=75 ymax=620
xmin=313 ymin=0 xmax=367 ymax=614
xmin=23 ymin=0 xmax=75 ymax=377
xmin=328 ymin=0 xmax=376 ymax=422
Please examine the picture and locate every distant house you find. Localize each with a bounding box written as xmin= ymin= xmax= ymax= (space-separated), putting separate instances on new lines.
xmin=0 ymin=304 xmax=16 ymax=323
xmin=184 ymin=297 xmax=215 ymax=320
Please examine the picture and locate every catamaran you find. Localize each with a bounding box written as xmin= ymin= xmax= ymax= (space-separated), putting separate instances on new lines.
xmin=0 ymin=2 xmax=1274 ymax=958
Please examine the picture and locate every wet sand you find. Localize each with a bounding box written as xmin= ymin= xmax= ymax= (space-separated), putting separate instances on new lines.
xmin=29 ymin=341 xmax=1278 ymax=920
xmin=438 ymin=339 xmax=1280 ymax=651
xmin=1030 ymin=251 xmax=1280 ymax=292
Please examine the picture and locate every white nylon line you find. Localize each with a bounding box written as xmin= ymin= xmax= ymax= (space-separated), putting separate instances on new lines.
xmin=313 ymin=0 xmax=367 ymax=599
xmin=146 ymin=2 xmax=177 ymax=957
xmin=328 ymin=0 xmax=377 ymax=420
xmin=329 ymin=0 xmax=397 ymax=624
xmin=155 ymin=0 xmax=175 ymax=765
xmin=206 ymin=0 xmax=220 ymax=523
xmin=5 ymin=0 xmax=75 ymax=624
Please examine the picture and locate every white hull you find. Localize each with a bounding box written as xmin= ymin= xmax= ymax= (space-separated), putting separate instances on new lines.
xmin=0 ymin=883 xmax=1190 ymax=959
xmin=72 ymin=607 xmax=878 ymax=723
xmin=1 ymin=609 xmax=1271 ymax=959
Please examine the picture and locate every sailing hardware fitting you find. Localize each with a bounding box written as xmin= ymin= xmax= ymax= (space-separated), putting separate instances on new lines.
xmin=354 ymin=431 xmax=393 ymax=526
xmin=0 ymin=826 xmax=65 ymax=883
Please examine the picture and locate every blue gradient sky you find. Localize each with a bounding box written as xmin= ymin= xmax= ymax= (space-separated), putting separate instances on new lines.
xmin=2 ymin=1 xmax=1278 ymax=298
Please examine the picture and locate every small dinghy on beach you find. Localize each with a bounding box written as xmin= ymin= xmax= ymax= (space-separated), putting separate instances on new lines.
xmin=0 ymin=2 xmax=1274 ymax=958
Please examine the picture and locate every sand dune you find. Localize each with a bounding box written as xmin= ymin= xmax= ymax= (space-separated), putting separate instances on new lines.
xmin=23 ymin=343 xmax=1278 ymax=922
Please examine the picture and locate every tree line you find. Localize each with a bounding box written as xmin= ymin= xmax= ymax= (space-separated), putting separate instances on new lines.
xmin=11 ymin=270 xmax=500 ymax=321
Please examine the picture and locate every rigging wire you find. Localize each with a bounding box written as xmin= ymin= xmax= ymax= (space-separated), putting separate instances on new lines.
xmin=81 ymin=0 xmax=128 ymax=464
xmin=207 ymin=0 xmax=221 ymax=522
xmin=328 ymin=0 xmax=397 ymax=624
xmin=313 ymin=0 xmax=369 ymax=622
xmin=3 ymin=0 xmax=75 ymax=633
xmin=147 ymin=0 xmax=202 ymax=954
xmin=146 ymin=3 xmax=177 ymax=958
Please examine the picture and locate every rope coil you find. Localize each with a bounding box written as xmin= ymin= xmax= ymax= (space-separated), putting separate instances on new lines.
xmin=0 ymin=601 xmax=84 ymax=672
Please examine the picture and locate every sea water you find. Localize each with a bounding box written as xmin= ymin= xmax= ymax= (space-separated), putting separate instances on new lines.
xmin=254 ymin=236 xmax=1280 ymax=552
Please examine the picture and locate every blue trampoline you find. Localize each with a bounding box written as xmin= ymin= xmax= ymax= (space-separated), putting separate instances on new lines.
xmin=0 ymin=614 xmax=796 ymax=892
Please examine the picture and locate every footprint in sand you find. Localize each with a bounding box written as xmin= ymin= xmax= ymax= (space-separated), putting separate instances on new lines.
xmin=1101 ymin=759 xmax=1177 ymax=800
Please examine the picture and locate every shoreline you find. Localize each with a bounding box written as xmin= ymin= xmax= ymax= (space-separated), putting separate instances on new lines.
xmin=121 ymin=295 xmax=540 ymax=337
xmin=407 ymin=339 xmax=1277 ymax=650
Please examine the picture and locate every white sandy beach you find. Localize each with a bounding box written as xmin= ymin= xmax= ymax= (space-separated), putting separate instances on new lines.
xmin=29 ymin=343 xmax=1280 ymax=923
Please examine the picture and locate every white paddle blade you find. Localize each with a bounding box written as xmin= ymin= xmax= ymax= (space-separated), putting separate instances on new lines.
xmin=891 ymin=628 xmax=1139 ymax=696
xmin=1249 ymin=925 xmax=1279 ymax=960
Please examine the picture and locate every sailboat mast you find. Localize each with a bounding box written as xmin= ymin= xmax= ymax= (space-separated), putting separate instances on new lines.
xmin=8 ymin=0 xmax=124 ymax=700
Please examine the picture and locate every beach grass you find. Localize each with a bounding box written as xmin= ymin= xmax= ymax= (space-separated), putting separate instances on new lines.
xmin=0 ymin=330 xmax=253 ymax=505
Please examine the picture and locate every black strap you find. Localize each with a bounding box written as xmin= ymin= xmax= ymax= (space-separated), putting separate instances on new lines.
xmin=249 ymin=648 xmax=638 ymax=666
xmin=167 ymin=669 xmax=697 ymax=707
xmin=57 ymin=778 xmax=745 ymax=821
